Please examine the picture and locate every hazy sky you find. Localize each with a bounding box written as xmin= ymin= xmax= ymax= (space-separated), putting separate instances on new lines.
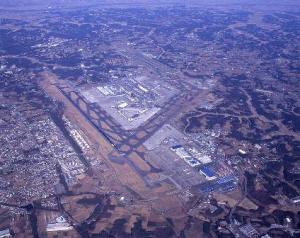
xmin=0 ymin=0 xmax=299 ymax=11
xmin=0 ymin=0 xmax=298 ymax=6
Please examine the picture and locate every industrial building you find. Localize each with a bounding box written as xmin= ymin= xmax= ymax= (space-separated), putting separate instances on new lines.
xmin=239 ymin=224 xmax=259 ymax=238
xmin=199 ymin=166 xmax=217 ymax=181
xmin=171 ymin=145 xmax=201 ymax=167
xmin=46 ymin=216 xmax=73 ymax=232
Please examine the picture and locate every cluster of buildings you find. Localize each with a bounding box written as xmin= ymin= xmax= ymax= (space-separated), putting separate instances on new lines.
xmin=143 ymin=124 xmax=237 ymax=191
xmin=171 ymin=145 xmax=203 ymax=168
xmin=170 ymin=141 xmax=237 ymax=193
xmin=0 ymin=100 xmax=86 ymax=207
xmin=46 ymin=216 xmax=73 ymax=232
xmin=81 ymin=74 xmax=177 ymax=130
xmin=0 ymin=105 xmax=57 ymax=206
xmin=63 ymin=116 xmax=90 ymax=153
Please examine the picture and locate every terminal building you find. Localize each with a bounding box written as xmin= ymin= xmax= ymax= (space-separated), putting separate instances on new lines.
xmin=171 ymin=145 xmax=201 ymax=167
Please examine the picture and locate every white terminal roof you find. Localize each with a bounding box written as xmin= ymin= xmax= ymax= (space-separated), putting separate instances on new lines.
xmin=118 ymin=102 xmax=128 ymax=108
xmin=173 ymin=147 xmax=191 ymax=159
xmin=138 ymin=84 xmax=149 ymax=92
xmin=189 ymin=148 xmax=212 ymax=164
